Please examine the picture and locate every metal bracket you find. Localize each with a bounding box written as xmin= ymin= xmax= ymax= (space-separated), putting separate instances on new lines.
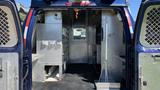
xmin=152 ymin=55 xmax=160 ymax=62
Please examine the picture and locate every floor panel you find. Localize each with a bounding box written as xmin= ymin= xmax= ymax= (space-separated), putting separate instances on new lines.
xmin=33 ymin=64 xmax=97 ymax=90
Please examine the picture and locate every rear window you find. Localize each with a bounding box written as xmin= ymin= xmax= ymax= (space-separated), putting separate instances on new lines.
xmin=73 ymin=28 xmax=86 ymax=40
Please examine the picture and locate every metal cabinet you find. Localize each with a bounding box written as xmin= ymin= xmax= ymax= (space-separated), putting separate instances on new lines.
xmin=32 ymin=11 xmax=64 ymax=82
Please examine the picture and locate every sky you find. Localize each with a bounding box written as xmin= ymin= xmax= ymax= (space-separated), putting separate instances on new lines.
xmin=15 ymin=0 xmax=142 ymax=21
xmin=15 ymin=0 xmax=31 ymax=8
xmin=129 ymin=0 xmax=142 ymax=21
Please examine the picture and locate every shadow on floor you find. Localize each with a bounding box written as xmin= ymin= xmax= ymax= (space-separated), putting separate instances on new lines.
xmin=33 ymin=64 xmax=98 ymax=90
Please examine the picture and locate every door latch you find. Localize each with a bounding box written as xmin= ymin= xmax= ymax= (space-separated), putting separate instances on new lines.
xmin=152 ymin=55 xmax=160 ymax=62
xmin=0 ymin=58 xmax=2 ymax=78
xmin=143 ymin=81 xmax=147 ymax=86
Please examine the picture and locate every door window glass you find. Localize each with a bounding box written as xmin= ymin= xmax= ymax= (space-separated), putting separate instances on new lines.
xmin=73 ymin=28 xmax=86 ymax=40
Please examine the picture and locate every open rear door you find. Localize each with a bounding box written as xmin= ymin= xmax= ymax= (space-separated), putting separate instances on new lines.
xmin=0 ymin=0 xmax=23 ymax=90
xmin=134 ymin=0 xmax=160 ymax=90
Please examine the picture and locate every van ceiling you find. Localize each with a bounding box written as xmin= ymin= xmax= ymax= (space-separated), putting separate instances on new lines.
xmin=31 ymin=0 xmax=127 ymax=8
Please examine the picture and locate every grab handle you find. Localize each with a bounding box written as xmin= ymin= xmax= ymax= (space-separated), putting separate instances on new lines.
xmin=152 ymin=55 xmax=160 ymax=61
xmin=101 ymin=28 xmax=104 ymax=41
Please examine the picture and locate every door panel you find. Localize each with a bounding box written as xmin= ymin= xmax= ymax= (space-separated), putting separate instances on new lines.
xmin=0 ymin=53 xmax=19 ymax=90
xmin=139 ymin=53 xmax=160 ymax=90
xmin=0 ymin=1 xmax=22 ymax=90
xmin=134 ymin=1 xmax=160 ymax=90
xmin=69 ymin=10 xmax=88 ymax=63
xmin=69 ymin=27 xmax=88 ymax=63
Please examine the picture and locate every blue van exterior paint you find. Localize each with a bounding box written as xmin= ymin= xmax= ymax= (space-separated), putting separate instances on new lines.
xmin=22 ymin=8 xmax=37 ymax=90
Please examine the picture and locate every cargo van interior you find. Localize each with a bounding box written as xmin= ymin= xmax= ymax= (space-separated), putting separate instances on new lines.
xmin=32 ymin=9 xmax=126 ymax=90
